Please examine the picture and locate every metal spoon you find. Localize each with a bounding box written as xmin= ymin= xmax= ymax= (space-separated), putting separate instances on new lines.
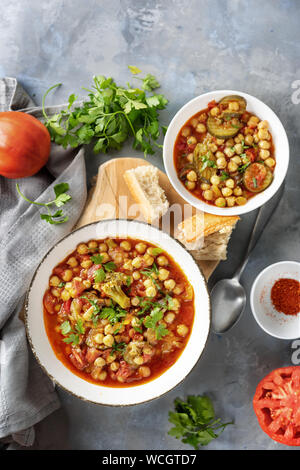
xmin=211 ymin=184 xmax=284 ymax=334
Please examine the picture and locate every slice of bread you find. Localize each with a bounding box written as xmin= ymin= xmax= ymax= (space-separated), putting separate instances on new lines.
xmin=124 ymin=165 xmax=169 ymax=223
xmin=176 ymin=212 xmax=239 ymax=260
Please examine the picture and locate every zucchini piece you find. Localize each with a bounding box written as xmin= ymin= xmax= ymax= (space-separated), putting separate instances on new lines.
xmin=193 ymin=143 xmax=217 ymax=181
xmin=220 ymin=95 xmax=247 ymax=114
xmin=243 ymin=163 xmax=273 ymax=193
xmin=207 ymin=115 xmax=242 ymax=139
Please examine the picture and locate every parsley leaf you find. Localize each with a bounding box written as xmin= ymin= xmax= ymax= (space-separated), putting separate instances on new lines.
xmin=103 ymin=261 xmax=117 ymax=272
xmin=168 ymin=395 xmax=233 ymax=449
xmin=60 ymin=321 xmax=72 ymax=336
xmin=100 ymin=306 xmax=127 ymax=325
xmin=144 ymin=304 xmax=169 ymax=339
xmin=94 ymin=268 xmax=106 ymax=283
xmin=16 ymin=182 xmax=71 ymax=225
xmin=90 ymin=254 xmax=104 ymax=264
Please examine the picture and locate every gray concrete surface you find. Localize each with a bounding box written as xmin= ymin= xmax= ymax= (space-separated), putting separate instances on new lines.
xmin=1 ymin=0 xmax=299 ymax=450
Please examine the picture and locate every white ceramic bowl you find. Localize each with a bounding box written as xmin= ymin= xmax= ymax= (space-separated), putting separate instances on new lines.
xmin=250 ymin=261 xmax=300 ymax=339
xmin=25 ymin=219 xmax=211 ymax=406
xmin=163 ymin=90 xmax=289 ymax=216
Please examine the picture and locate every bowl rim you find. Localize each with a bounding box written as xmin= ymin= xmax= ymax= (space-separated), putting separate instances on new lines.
xmin=24 ymin=218 xmax=211 ymax=406
xmin=250 ymin=260 xmax=300 ymax=340
xmin=163 ymin=89 xmax=289 ymax=216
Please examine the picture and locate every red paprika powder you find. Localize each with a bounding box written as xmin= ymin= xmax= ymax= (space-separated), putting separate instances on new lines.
xmin=271 ymin=278 xmax=300 ymax=316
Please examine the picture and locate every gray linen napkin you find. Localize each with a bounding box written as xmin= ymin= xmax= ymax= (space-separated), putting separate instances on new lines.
xmin=0 ymin=78 xmax=87 ymax=447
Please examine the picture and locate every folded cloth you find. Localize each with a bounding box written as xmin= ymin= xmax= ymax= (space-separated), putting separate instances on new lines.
xmin=0 ymin=78 xmax=87 ymax=447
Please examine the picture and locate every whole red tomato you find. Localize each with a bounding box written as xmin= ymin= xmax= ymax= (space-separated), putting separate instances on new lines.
xmin=0 ymin=111 xmax=50 ymax=178
xmin=253 ymin=366 xmax=300 ymax=446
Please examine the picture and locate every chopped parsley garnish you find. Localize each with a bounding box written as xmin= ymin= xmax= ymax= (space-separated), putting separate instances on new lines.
xmin=220 ymin=171 xmax=229 ymax=181
xmin=94 ymin=268 xmax=106 ymax=283
xmin=238 ymin=162 xmax=250 ymax=173
xmin=103 ymin=261 xmax=117 ymax=272
xmin=90 ymin=254 xmax=104 ymax=264
xmin=99 ymin=306 xmax=127 ymax=325
xmin=58 ymin=282 xmax=65 ymax=288
xmin=60 ymin=319 xmax=85 ymax=346
xmin=144 ymin=305 xmax=169 ymax=340
xmin=252 ymin=177 xmax=257 ymax=188
xmin=111 ymin=341 xmax=127 ymax=355
xmin=200 ymin=154 xmax=217 ymax=171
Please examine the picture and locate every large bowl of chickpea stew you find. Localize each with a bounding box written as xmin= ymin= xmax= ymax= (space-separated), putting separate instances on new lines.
xmin=164 ymin=90 xmax=289 ymax=215
xmin=25 ymin=220 xmax=210 ymax=406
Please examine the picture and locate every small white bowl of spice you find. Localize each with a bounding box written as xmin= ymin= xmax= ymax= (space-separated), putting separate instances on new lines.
xmin=250 ymin=261 xmax=300 ymax=339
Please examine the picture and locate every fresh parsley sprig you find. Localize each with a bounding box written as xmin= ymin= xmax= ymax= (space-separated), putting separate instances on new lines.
xmin=60 ymin=319 xmax=85 ymax=346
xmin=42 ymin=67 xmax=168 ymax=157
xmin=168 ymin=395 xmax=233 ymax=449
xmin=16 ymin=182 xmax=71 ymax=225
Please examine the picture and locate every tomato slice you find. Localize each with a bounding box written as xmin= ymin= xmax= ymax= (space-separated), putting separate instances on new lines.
xmin=87 ymin=264 xmax=102 ymax=281
xmin=43 ymin=290 xmax=57 ymax=314
xmin=253 ymin=367 xmax=300 ymax=446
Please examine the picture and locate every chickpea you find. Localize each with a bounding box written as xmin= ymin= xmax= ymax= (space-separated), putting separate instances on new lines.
xmin=233 ymin=186 xmax=243 ymax=196
xmin=217 ymin=157 xmax=227 ymax=169
xmin=99 ymin=242 xmax=108 ymax=252
xmin=248 ymin=116 xmax=259 ymax=127
xmin=173 ymin=285 xmax=184 ymax=295
xmin=132 ymin=271 xmax=141 ymax=281
xmin=226 ymin=138 xmax=234 ymax=147
xmin=99 ymin=371 xmax=107 ymax=381
xmin=200 ymin=183 xmax=211 ymax=190
xmin=187 ymin=136 xmax=197 ymax=145
xmin=146 ymin=286 xmax=157 ymax=298
xmin=258 ymin=128 xmax=270 ymax=140
xmin=222 ymin=187 xmax=232 ymax=197
xmin=104 ymin=324 xmax=114 ymax=335
xmin=244 ymin=134 xmax=254 ymax=145
xmin=77 ymin=243 xmax=89 ymax=255
xmin=190 ymin=118 xmax=198 ymax=128
xmin=120 ymin=240 xmax=131 ymax=251
xmin=265 ymin=157 xmax=275 ymax=168
xmin=186 ymin=181 xmax=196 ymax=190
xmin=216 ymin=151 xmax=225 ymax=159
xmin=157 ymin=255 xmax=168 ymax=267
xmin=226 ymin=196 xmax=236 ymax=207
xmin=228 ymin=101 xmax=239 ymax=111
xmin=144 ymin=279 xmax=153 ymax=288
xmin=259 ymin=149 xmax=270 ymax=160
xmin=88 ymin=241 xmax=98 ymax=250
xmin=172 ymin=298 xmax=180 ymax=311
xmin=257 ymin=120 xmax=269 ymax=129
xmin=83 ymin=306 xmax=94 ymax=320
xmin=208 ymin=143 xmax=218 ymax=153
xmin=158 ymin=268 xmax=169 ymax=281
xmin=259 ymin=140 xmax=271 ymax=150
xmin=253 ymin=133 xmax=259 ymax=143
xmin=177 ymin=324 xmax=189 ymax=337
xmin=164 ymin=279 xmax=176 ymax=290
xmin=100 ymin=252 xmax=110 ymax=263
xmin=135 ymin=243 xmax=147 ymax=254
xmin=196 ymin=123 xmax=206 ymax=133
xmin=202 ymin=189 xmax=213 ymax=201
xmin=164 ymin=313 xmax=175 ymax=324
xmin=81 ymin=259 xmax=92 ymax=269
xmin=234 ymin=133 xmax=244 ymax=143
xmin=187 ymin=170 xmax=197 ymax=182
xmin=139 ymin=366 xmax=151 ymax=378
xmin=50 ymin=275 xmax=61 ymax=287
xmin=51 ymin=288 xmax=60 ymax=298
xmin=231 ymin=156 xmax=242 ymax=165
xmin=228 ymin=161 xmax=238 ymax=172
xmin=94 ymin=357 xmax=106 ymax=368
xmin=134 ymin=356 xmax=144 ymax=366
xmin=103 ymin=334 xmax=114 ymax=347
xmin=132 ymin=256 xmax=143 ymax=269
xmin=131 ymin=297 xmax=140 ymax=306
xmin=224 ymin=147 xmax=235 ymax=158
xmin=106 ymin=353 xmax=116 ymax=364
xmin=210 ymin=106 xmax=220 ymax=117
xmin=144 ymin=254 xmax=154 ymax=266
xmin=61 ymin=289 xmax=71 ymax=301
xmin=187 ymin=153 xmax=194 ymax=163
xmin=110 ymin=361 xmax=119 ymax=372
xmin=236 ymin=196 xmax=247 ymax=206
xmin=94 ymin=333 xmax=104 ymax=344
xmin=123 ymin=260 xmax=133 ymax=271
xmin=67 ymin=256 xmax=78 ymax=268
xmin=216 ymin=138 xmax=225 ymax=145
xmin=234 ymin=143 xmax=243 ymax=155
xmin=210 ymin=175 xmax=220 ymax=185
xmin=215 ymin=197 xmax=226 ymax=208
xmin=198 ymin=113 xmax=207 ymax=122
xmin=181 ymin=126 xmax=191 ymax=137
xmin=225 ymin=178 xmax=235 ymax=189
xmin=61 ymin=269 xmax=73 ymax=282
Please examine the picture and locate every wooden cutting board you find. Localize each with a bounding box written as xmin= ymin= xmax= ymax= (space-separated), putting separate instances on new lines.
xmin=76 ymin=157 xmax=218 ymax=280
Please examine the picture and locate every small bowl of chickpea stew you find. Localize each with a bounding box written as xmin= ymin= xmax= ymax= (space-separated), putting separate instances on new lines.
xmin=25 ymin=219 xmax=210 ymax=406
xmin=164 ymin=90 xmax=289 ymax=216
